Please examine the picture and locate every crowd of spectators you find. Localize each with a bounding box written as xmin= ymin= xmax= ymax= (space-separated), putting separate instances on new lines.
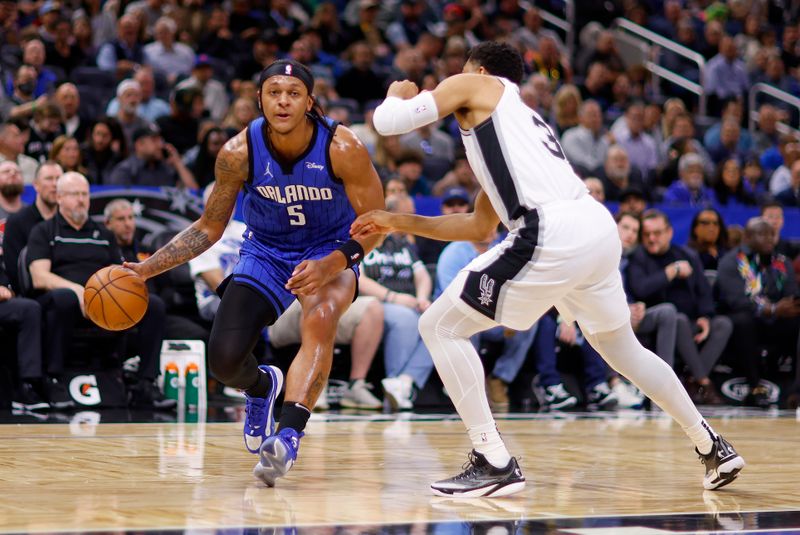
xmin=0 ymin=0 xmax=799 ymax=412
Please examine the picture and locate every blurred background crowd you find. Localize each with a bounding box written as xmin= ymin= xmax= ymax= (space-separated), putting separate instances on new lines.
xmin=0 ymin=0 xmax=799 ymax=414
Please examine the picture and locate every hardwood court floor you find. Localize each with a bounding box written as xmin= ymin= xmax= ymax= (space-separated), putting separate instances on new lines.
xmin=0 ymin=411 xmax=798 ymax=533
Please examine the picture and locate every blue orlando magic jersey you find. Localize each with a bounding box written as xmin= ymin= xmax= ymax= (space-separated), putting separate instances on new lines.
xmin=241 ymin=116 xmax=355 ymax=262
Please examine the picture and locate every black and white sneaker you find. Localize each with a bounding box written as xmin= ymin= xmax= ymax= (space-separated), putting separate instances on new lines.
xmin=537 ymin=382 xmax=578 ymax=411
xmin=44 ymin=376 xmax=75 ymax=410
xmin=12 ymin=382 xmax=50 ymax=411
xmin=430 ymin=450 xmax=525 ymax=498
xmin=698 ymin=434 xmax=745 ymax=490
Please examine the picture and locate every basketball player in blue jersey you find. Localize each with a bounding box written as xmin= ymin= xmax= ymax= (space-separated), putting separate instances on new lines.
xmin=124 ymin=59 xmax=385 ymax=486
xmin=352 ymin=42 xmax=744 ymax=497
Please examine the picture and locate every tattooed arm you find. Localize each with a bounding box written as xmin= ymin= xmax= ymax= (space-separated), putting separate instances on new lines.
xmin=124 ymin=130 xmax=249 ymax=280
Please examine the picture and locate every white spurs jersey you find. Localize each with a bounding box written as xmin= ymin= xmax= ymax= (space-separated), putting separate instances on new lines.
xmin=460 ymin=77 xmax=588 ymax=229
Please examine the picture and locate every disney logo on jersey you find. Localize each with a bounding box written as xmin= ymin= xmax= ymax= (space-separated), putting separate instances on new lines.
xmin=256 ymin=184 xmax=333 ymax=204
xmin=478 ymin=274 xmax=495 ymax=307
xmin=305 ymin=161 xmax=325 ymax=171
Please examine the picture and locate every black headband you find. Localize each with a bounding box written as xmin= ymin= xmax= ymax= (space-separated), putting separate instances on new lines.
xmin=259 ymin=60 xmax=314 ymax=95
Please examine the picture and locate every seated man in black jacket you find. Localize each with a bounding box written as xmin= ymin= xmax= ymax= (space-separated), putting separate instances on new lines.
xmin=26 ymin=172 xmax=175 ymax=409
xmin=716 ymin=217 xmax=800 ymax=408
xmin=628 ymin=209 xmax=732 ymax=404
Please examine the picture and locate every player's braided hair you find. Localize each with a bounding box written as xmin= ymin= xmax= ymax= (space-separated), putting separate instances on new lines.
xmin=467 ymin=41 xmax=525 ymax=85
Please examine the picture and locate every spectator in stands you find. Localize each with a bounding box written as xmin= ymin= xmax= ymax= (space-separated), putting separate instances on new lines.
xmin=435 ymin=228 xmax=538 ymax=410
xmin=105 ymin=66 xmax=170 ymax=123
xmin=660 ymin=97 xmax=687 ymax=142
xmin=26 ymin=103 xmax=64 ymax=163
xmin=416 ymin=186 xmax=471 ymax=266
xmin=197 ymin=6 xmax=241 ymax=61
xmin=44 ymin=17 xmax=85 ymax=77
xmin=18 ymin=39 xmax=58 ymax=98
xmin=108 ymin=125 xmax=197 ymax=189
xmin=234 ymin=30 xmax=281 ymax=83
xmin=752 ymin=104 xmax=782 ymax=155
xmin=743 ymin=158 xmax=768 ymax=200
xmin=1 ymin=260 xmax=51 ymax=411
xmin=530 ymin=36 xmax=571 ymax=89
xmin=391 ymin=149 xmax=430 ymax=197
xmin=761 ymin=201 xmax=799 ymax=260
xmin=707 ymin=118 xmax=751 ymax=165
xmin=663 ymin=153 xmax=717 ymax=207
xmin=754 ymin=54 xmax=799 ymax=99
xmin=687 ymin=208 xmax=729 ymax=271
xmin=399 ymin=121 xmax=454 ymax=182
xmin=186 ymin=127 xmax=228 ymax=190
xmin=611 ymin=101 xmax=659 ymax=181
xmin=336 ymin=41 xmax=389 ymax=106
xmin=125 ymin=0 xmax=169 ymax=39
xmin=54 ymin=83 xmax=88 ymax=143
xmin=112 ymin=79 xmax=152 ymax=150
xmin=580 ymin=30 xmax=625 ymax=77
xmin=5 ymin=65 xmax=49 ymax=122
xmin=3 ymin=161 xmax=61 ymax=293
xmin=81 ymin=117 xmax=124 ymax=185
xmin=514 ymin=7 xmax=565 ymax=55
xmin=703 ymin=99 xmax=752 ymax=156
xmin=628 ymin=209 xmax=731 ymax=404
xmin=700 ymin=20 xmax=725 ymax=61
xmin=716 ymin=217 xmax=800 ymax=408
xmin=703 ymin=35 xmax=749 ymax=115
xmin=176 ymin=55 xmax=229 ymax=122
xmin=71 ymin=11 xmax=99 ymax=61
xmin=349 ymin=100 xmax=381 ymax=159
xmin=385 ymin=0 xmax=429 ymax=50
xmin=143 ymin=16 xmax=196 ymax=85
xmin=524 ymin=73 xmax=554 ymax=123
xmin=604 ymin=73 xmax=633 ymax=124
xmin=359 ymin=194 xmax=434 ymax=410
xmin=96 ymin=14 xmax=145 ymax=79
xmin=551 ymin=84 xmax=581 ymax=136
xmin=27 ymin=172 xmax=174 ymax=409
xmin=222 ymin=97 xmax=259 ymax=135
xmin=618 ymin=187 xmax=647 ymax=217
xmin=49 ymin=135 xmax=87 ymax=176
xmin=598 ymin=145 xmax=646 ymax=202
xmin=431 ymin=150 xmax=479 ymax=198
xmin=156 ymin=85 xmax=204 ymax=155
xmin=561 ymin=100 xmax=609 ymax=176
xmin=776 ymin=160 xmax=800 ymax=208
xmin=0 ymin=161 xmax=24 ymax=226
xmin=616 ymin=211 xmax=677 ymax=404
xmin=584 ymin=177 xmax=605 ymax=203
xmin=37 ymin=1 xmax=62 ymax=43
xmin=768 ymin=135 xmax=800 ymax=196
xmin=0 ymin=122 xmax=38 ymax=183
xmin=713 ymin=158 xmax=757 ymax=207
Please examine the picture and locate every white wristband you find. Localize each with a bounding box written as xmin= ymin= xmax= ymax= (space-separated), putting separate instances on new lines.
xmin=373 ymin=92 xmax=440 ymax=136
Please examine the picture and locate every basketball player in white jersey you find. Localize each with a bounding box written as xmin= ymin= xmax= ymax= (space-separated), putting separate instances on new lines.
xmin=351 ymin=42 xmax=744 ymax=498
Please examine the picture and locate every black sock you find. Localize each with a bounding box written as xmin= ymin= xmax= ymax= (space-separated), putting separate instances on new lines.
xmin=244 ymin=368 xmax=272 ymax=398
xmin=278 ymin=401 xmax=311 ymax=433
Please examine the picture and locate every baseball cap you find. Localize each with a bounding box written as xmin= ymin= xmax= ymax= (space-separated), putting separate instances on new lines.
xmin=442 ymin=187 xmax=470 ymax=204
xmin=39 ymin=1 xmax=61 ymax=16
xmin=194 ymin=54 xmax=213 ymax=68
xmin=443 ymin=3 xmax=467 ymax=20
xmin=132 ymin=125 xmax=161 ymax=143
xmin=619 ymin=186 xmax=645 ymax=202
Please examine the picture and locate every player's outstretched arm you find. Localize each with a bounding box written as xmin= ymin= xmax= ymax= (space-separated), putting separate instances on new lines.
xmin=351 ymin=189 xmax=499 ymax=243
xmin=372 ymin=74 xmax=496 ymax=136
xmin=124 ymin=131 xmax=247 ymax=280
xmin=286 ymin=126 xmax=386 ymax=296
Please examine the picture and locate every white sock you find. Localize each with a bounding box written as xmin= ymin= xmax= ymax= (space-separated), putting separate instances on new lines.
xmin=684 ymin=419 xmax=717 ymax=455
xmin=417 ymin=291 xmax=512 ymax=469
xmin=468 ymin=422 xmax=512 ymax=467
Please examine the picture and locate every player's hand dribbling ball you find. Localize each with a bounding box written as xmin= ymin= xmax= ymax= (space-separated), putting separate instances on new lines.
xmin=84 ymin=265 xmax=149 ymax=331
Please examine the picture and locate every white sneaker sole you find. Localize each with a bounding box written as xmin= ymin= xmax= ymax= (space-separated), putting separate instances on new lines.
xmin=253 ymin=436 xmax=294 ymax=487
xmin=704 ymin=455 xmax=746 ymax=490
xmin=430 ymin=480 xmax=526 ymax=498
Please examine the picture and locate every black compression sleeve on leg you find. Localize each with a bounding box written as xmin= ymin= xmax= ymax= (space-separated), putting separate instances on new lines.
xmin=208 ymin=281 xmax=280 ymax=392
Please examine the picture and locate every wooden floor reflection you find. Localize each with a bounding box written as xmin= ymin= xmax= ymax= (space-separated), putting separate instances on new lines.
xmin=0 ymin=411 xmax=798 ymax=532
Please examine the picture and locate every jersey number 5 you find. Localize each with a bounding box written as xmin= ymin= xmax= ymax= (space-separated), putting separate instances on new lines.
xmin=532 ymin=114 xmax=566 ymax=161
xmin=287 ymin=205 xmax=306 ymax=226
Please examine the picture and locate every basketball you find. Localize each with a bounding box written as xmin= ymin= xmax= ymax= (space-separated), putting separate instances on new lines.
xmin=84 ymin=265 xmax=149 ymax=331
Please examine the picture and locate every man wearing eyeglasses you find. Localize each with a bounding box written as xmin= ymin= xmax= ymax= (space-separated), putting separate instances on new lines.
xmin=25 ymin=172 xmax=174 ymax=409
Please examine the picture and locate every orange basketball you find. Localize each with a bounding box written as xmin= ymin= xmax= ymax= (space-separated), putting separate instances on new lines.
xmin=84 ymin=265 xmax=149 ymax=331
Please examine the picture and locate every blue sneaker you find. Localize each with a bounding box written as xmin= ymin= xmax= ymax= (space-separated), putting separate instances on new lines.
xmin=253 ymin=428 xmax=303 ymax=487
xmin=243 ymin=365 xmax=284 ymax=454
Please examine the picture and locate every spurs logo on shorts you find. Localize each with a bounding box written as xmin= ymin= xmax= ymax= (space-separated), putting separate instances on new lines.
xmin=478 ymin=274 xmax=495 ymax=306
